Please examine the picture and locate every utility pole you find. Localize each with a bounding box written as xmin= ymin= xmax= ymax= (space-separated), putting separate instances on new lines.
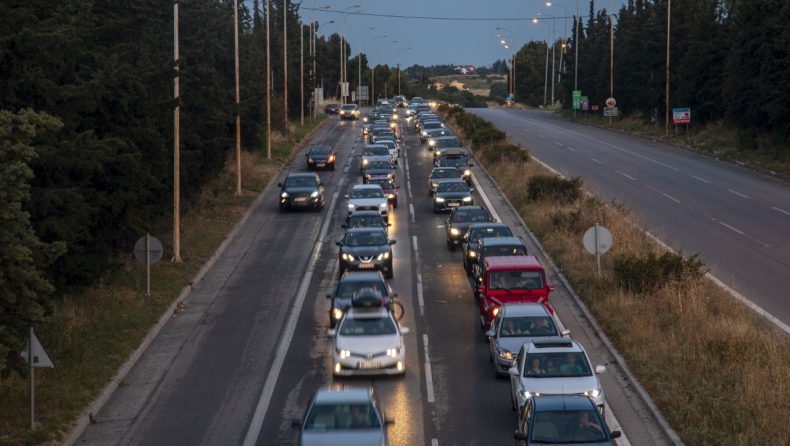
xmin=610 ymin=0 xmax=614 ymax=99
xmin=234 ymin=0 xmax=242 ymax=196
xmin=283 ymin=0 xmax=289 ymax=135
xmin=173 ymin=3 xmax=181 ymax=262
xmin=266 ymin=0 xmax=271 ymax=159
xmin=665 ymin=0 xmax=671 ymax=135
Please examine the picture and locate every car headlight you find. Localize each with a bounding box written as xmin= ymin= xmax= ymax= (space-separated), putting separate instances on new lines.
xmin=328 ymin=155 xmax=335 ymax=162
xmin=377 ymin=252 xmax=390 ymax=260
xmin=341 ymin=253 xmax=355 ymax=261
xmin=498 ymin=350 xmax=514 ymax=360
xmin=584 ymin=388 xmax=602 ymax=398
xmin=348 ymin=203 xmax=355 ymax=209
xmin=464 ymin=170 xmax=471 ymax=176
xmin=422 ymin=131 xmax=428 ymax=136
xmin=522 ymin=390 xmax=539 ymax=399
xmin=492 ymin=307 xmax=500 ymax=316
xmin=362 ymin=159 xmax=369 ymax=165
xmin=386 ymin=194 xmax=394 ymax=199
xmin=337 ymin=349 xmax=351 ymax=359
xmin=308 ymin=157 xmax=314 ymax=162
xmin=386 ymin=347 xmax=400 ymax=357
xmin=333 ymin=308 xmax=344 ymax=320
xmin=434 ymin=197 xmax=445 ymax=202
xmin=340 ymin=111 xmax=345 ymax=115
xmin=281 ymin=192 xmax=289 ymax=198
xmin=434 ymin=150 xmax=441 ymax=156
xmin=431 ymin=182 xmax=438 ymax=189
xmin=310 ymin=191 xmax=319 ymax=198
xmin=392 ymin=115 xmax=398 ymax=120
xmin=468 ymin=250 xmax=476 ymax=257
xmin=450 ymin=228 xmax=460 ymax=235
xmin=463 ymin=196 xmax=473 ymax=202
xmin=379 ymin=202 xmax=388 ymax=209
xmin=429 ymin=140 xmax=436 ymax=146
xmin=363 ymin=117 xmax=368 ymax=122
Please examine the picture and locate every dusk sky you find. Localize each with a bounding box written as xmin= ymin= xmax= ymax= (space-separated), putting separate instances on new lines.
xmin=304 ymin=0 xmax=630 ymax=68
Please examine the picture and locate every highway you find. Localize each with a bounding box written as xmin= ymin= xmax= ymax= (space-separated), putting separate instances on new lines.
xmin=472 ymin=109 xmax=790 ymax=328
xmin=76 ymin=109 xmax=672 ymax=446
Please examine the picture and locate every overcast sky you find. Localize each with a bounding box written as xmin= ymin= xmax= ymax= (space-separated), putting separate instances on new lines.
xmin=304 ymin=0 xmax=629 ymax=68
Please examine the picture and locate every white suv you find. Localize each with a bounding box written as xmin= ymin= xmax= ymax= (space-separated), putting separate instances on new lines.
xmin=346 ymin=184 xmax=389 ymax=223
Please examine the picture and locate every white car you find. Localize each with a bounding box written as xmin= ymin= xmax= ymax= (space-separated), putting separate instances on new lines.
xmin=360 ymin=144 xmax=391 ymax=174
xmin=508 ymin=338 xmax=606 ymax=415
xmin=328 ymin=293 xmax=409 ymax=376
xmin=346 ymin=184 xmax=389 ymax=222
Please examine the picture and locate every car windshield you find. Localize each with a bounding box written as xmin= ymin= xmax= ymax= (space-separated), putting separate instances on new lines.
xmin=363 ymin=146 xmax=389 ymax=156
xmin=310 ymin=147 xmax=331 ymax=155
xmin=344 ymin=231 xmax=388 ymax=247
xmin=489 ymin=271 xmax=544 ymax=290
xmin=523 ymin=352 xmax=591 ymax=377
xmin=435 ymin=139 xmax=460 ymax=148
xmin=440 ymin=157 xmax=467 ymax=167
xmin=430 ymin=130 xmax=452 ymax=138
xmin=335 ymin=280 xmax=388 ymax=298
xmin=342 ymin=105 xmax=356 ymax=110
xmin=437 ymin=182 xmax=469 ymax=193
xmin=284 ymin=176 xmax=317 ymax=188
xmin=368 ymin=179 xmax=395 ymax=189
xmin=304 ymin=403 xmax=381 ymax=430
xmin=481 ymin=245 xmax=527 ymax=258
xmin=470 ymin=227 xmax=512 ymax=242
xmin=529 ymin=410 xmax=606 ymax=442
xmin=350 ymin=188 xmax=384 ymax=199
xmin=423 ymin=122 xmax=442 ymax=129
xmin=499 ymin=316 xmax=557 ymax=337
xmin=451 ymin=209 xmax=489 ymax=223
xmin=368 ymin=161 xmax=392 ymax=169
xmin=339 ymin=316 xmax=397 ymax=336
xmin=433 ymin=169 xmax=461 ymax=179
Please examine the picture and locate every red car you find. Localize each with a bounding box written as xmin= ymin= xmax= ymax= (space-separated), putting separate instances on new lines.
xmin=477 ymin=256 xmax=555 ymax=330
xmin=324 ymin=103 xmax=340 ymax=114
xmin=366 ymin=176 xmax=400 ymax=208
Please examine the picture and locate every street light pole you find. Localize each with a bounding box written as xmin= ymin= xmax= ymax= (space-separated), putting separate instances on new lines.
xmin=313 ymin=19 xmax=334 ymax=118
xmin=266 ymin=0 xmax=271 ymax=159
xmin=234 ymin=0 xmax=242 ymax=196
xmin=534 ymin=19 xmax=550 ymax=107
xmin=339 ymin=4 xmax=361 ymax=103
xmin=371 ymin=34 xmax=386 ymax=102
xmin=665 ymin=0 xmax=670 ymax=135
xmin=546 ymin=3 xmax=567 ymax=86
xmin=383 ymin=40 xmax=398 ymax=98
xmin=398 ymin=46 xmax=411 ymax=96
xmin=496 ymin=27 xmax=514 ymax=102
xmin=358 ymin=26 xmax=375 ymax=106
xmin=537 ymin=13 xmax=556 ymax=105
xmin=284 ymin=0 xmax=288 ymax=135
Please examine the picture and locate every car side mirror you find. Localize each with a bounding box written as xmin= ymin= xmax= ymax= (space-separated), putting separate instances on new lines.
xmin=469 ymin=188 xmax=476 ymax=192
xmin=396 ymin=185 xmax=401 ymax=189
xmin=335 ymin=241 xmax=342 ymax=246
xmin=514 ymin=431 xmax=528 ymax=441
xmin=400 ymin=327 xmax=410 ymax=335
xmin=508 ymin=367 xmax=519 ymax=376
xmin=326 ymin=293 xmax=332 ymax=299
xmin=389 ymin=240 xmax=396 ymax=245
xmin=468 ymin=163 xmax=474 ymax=167
xmin=385 ymin=417 xmax=395 ymax=425
xmin=561 ymin=329 xmax=571 ymax=337
xmin=327 ymin=329 xmax=336 ymax=337
xmin=548 ymin=285 xmax=555 ymax=292
xmin=595 ymin=365 xmax=606 ymax=374
xmin=341 ymin=224 xmax=348 ymax=228
xmin=344 ymin=194 xmax=349 ymax=199
xmin=478 ymin=286 xmax=486 ymax=295
xmin=485 ymin=330 xmax=495 ymax=337
xmin=277 ymin=183 xmax=283 ymax=187
xmin=291 ymin=418 xmax=301 ymax=428
xmin=491 ymin=218 xmax=497 ymax=222
xmin=610 ymin=431 xmax=622 ymax=439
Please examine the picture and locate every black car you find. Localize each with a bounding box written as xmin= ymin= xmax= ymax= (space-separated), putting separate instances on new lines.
xmin=444 ymin=205 xmax=495 ymax=251
xmin=433 ymin=179 xmax=475 ymax=213
xmin=324 ymin=103 xmax=340 ymax=114
xmin=437 ymin=154 xmax=474 ymax=185
xmin=363 ymin=160 xmax=397 ymax=183
xmin=336 ymin=227 xmax=396 ymax=279
xmin=342 ymin=210 xmax=391 ymax=235
xmin=428 ymin=167 xmax=463 ymax=196
xmin=305 ymin=146 xmax=336 ymax=170
xmin=462 ymin=223 xmax=513 ymax=274
xmin=514 ymin=395 xmax=621 ymax=446
xmin=339 ymin=103 xmax=360 ymax=120
xmin=325 ymin=270 xmax=394 ymax=327
xmin=277 ymin=172 xmax=325 ymax=211
xmin=472 ymin=236 xmax=529 ymax=289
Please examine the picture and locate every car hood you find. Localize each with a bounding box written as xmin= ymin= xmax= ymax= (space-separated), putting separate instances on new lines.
xmin=342 ymin=246 xmax=390 ymax=256
xmin=336 ymin=334 xmax=401 ymax=353
xmin=284 ymin=186 xmax=318 ymax=194
xmin=519 ymin=374 xmax=601 ymax=396
xmin=436 ymin=192 xmax=472 ymax=201
xmin=309 ymin=153 xmax=332 ymax=161
xmin=497 ymin=337 xmax=550 ymax=355
xmin=300 ymin=430 xmax=384 ymax=446
xmin=349 ymin=198 xmax=387 ymax=207
xmin=362 ymin=155 xmax=391 ymax=163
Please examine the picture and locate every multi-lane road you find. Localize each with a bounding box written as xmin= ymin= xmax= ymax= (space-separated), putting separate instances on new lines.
xmin=76 ymin=108 xmax=679 ymax=446
xmin=472 ymin=109 xmax=790 ymax=328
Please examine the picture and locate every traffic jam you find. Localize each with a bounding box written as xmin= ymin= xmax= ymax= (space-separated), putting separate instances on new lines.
xmin=288 ymin=98 xmax=622 ymax=446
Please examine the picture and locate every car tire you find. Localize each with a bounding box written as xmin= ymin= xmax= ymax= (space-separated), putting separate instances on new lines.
xmin=447 ymin=240 xmax=456 ymax=251
xmin=393 ymin=201 xmax=398 ymax=209
xmin=385 ymin=268 xmax=393 ymax=279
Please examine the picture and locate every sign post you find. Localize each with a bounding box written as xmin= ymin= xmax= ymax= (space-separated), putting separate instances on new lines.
xmin=672 ymin=107 xmax=690 ymax=135
xmin=134 ymin=234 xmax=164 ymax=296
xmin=581 ymin=96 xmax=589 ymax=116
xmin=583 ymin=224 xmax=613 ymax=277
xmin=21 ymin=327 xmax=53 ymax=429
xmin=572 ymin=90 xmax=582 ymax=116
xmin=605 ymin=97 xmax=617 ymax=124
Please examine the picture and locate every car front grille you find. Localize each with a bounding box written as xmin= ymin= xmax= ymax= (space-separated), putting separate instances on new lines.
xmin=356 ymin=206 xmax=379 ymax=211
xmin=349 ymin=350 xmax=388 ymax=359
xmin=358 ymin=255 xmax=373 ymax=261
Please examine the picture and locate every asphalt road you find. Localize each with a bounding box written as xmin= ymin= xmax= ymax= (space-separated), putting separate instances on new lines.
xmin=76 ymin=110 xmax=672 ymax=446
xmin=471 ymin=108 xmax=790 ymax=327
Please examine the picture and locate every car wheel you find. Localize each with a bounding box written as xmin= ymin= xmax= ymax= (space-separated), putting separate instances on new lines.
xmin=385 ymin=268 xmax=394 ymax=279
xmin=447 ymin=240 xmax=456 ymax=251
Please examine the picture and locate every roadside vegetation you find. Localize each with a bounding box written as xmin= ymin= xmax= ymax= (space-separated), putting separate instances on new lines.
xmin=0 ymin=117 xmax=327 ymax=445
xmin=440 ymin=105 xmax=790 ymax=445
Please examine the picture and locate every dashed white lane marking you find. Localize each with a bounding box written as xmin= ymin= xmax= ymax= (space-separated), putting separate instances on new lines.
xmin=242 ymin=192 xmax=339 ymax=446
xmin=591 ymin=158 xmax=603 ymax=164
xmin=409 ymin=203 xmax=415 ymax=223
xmin=663 ymin=194 xmax=681 ymax=203
xmin=338 ymin=177 xmax=345 ymax=186
xmin=719 ymin=221 xmax=745 ymax=235
xmin=407 ymin=181 xmax=412 ymax=198
xmin=471 ymin=175 xmax=501 ymax=222
xmin=772 ymin=206 xmax=790 ymax=217
xmin=431 ymin=439 xmax=439 ymax=446
xmin=405 ymin=158 xmax=410 ymax=171
xmin=692 ymin=175 xmax=712 ymax=184
xmin=538 ymin=134 xmax=547 ymax=139
xmin=407 ymin=170 xmax=410 ymax=181
xmin=616 ymin=170 xmax=636 ymax=181
xmin=416 ymin=273 xmax=425 ymax=316
xmin=423 ymin=334 xmax=435 ymax=403
xmin=727 ymin=189 xmax=750 ymax=199
xmin=566 ymin=147 xmax=576 ymax=152
xmin=343 ymin=166 xmax=349 ymax=173
xmin=554 ymin=142 xmax=564 ymax=147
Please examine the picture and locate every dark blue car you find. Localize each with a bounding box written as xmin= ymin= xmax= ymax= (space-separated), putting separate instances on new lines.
xmin=514 ymin=395 xmax=621 ymax=445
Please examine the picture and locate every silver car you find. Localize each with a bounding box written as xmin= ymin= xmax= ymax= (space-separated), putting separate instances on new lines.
xmin=346 ymin=184 xmax=389 ymax=222
xmin=508 ymin=338 xmax=606 ymax=416
xmin=329 ymin=306 xmax=409 ymax=376
xmin=293 ymin=385 xmax=393 ymax=446
xmin=486 ymin=303 xmax=570 ymax=377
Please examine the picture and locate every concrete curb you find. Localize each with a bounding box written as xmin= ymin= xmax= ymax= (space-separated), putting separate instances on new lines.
xmin=61 ymin=118 xmax=330 ymax=446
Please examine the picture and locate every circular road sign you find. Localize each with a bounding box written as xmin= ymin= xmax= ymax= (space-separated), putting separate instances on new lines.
xmin=134 ymin=235 xmax=164 ymax=265
xmin=605 ymin=97 xmax=616 ymax=108
xmin=583 ymin=226 xmax=613 ymax=255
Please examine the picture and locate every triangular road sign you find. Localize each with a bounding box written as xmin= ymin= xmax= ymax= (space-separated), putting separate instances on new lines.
xmin=20 ymin=331 xmax=54 ymax=368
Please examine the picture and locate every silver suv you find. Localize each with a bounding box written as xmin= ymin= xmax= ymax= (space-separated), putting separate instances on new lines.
xmin=346 ymin=184 xmax=389 ymax=223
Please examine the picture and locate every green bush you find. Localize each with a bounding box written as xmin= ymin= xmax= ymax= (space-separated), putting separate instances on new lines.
xmin=613 ymin=252 xmax=707 ymax=293
xmin=527 ymin=175 xmax=583 ymax=203
xmin=550 ymin=196 xmax=608 ymax=234
xmin=481 ymin=142 xmax=531 ymax=165
xmin=470 ymin=126 xmax=507 ymax=148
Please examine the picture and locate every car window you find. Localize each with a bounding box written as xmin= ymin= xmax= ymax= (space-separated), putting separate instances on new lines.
xmin=489 ymin=271 xmax=543 ymax=290
xmin=342 ymin=105 xmax=356 ymax=110
xmin=435 ymin=139 xmax=460 ymax=148
xmin=310 ymin=147 xmax=331 ymax=155
xmin=344 ymin=232 xmax=387 ymax=246
xmin=440 ymin=157 xmax=467 ymax=167
xmin=368 ymin=179 xmax=395 ymax=189
xmin=523 ymin=352 xmax=591 ymax=377
xmin=499 ymin=316 xmax=557 ymax=337
xmin=452 ymin=209 xmax=489 ymax=223
xmin=364 ymin=146 xmax=389 ymax=156
xmin=433 ymin=169 xmax=461 ymax=179
xmin=284 ymin=176 xmax=317 ymax=188
xmin=437 ymin=182 xmax=468 ymax=193
xmin=336 ymin=280 xmax=388 ymax=298
xmin=481 ymin=245 xmax=527 ymax=257
xmin=350 ymin=188 xmax=384 ymax=199
xmin=304 ymin=403 xmax=381 ymax=430
xmin=531 ymin=410 xmax=606 ymax=442
xmin=339 ymin=317 xmax=397 ymax=336
xmin=348 ymin=215 xmax=386 ymax=229
xmin=471 ymin=227 xmax=512 ymax=241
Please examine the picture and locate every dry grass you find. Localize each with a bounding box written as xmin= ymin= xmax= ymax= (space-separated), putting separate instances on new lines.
xmin=446 ymin=112 xmax=790 ymax=445
xmin=0 ymin=116 xmax=327 ymax=446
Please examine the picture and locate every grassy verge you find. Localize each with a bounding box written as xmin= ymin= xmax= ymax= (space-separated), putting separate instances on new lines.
xmin=0 ymin=116 xmax=328 ymax=446
xmin=556 ymin=110 xmax=790 ymax=179
xmin=440 ymin=107 xmax=790 ymax=445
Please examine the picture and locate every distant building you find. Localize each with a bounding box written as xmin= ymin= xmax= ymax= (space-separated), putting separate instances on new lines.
xmin=454 ymin=65 xmax=476 ymax=75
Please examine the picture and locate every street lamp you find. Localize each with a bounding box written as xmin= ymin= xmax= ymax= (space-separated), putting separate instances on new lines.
xmin=496 ymin=27 xmax=514 ymax=102
xmin=546 ymin=3 xmax=567 ymax=87
xmin=340 ymin=4 xmax=361 ymax=104
xmin=536 ymin=13 xmax=556 ymax=105
xmin=548 ymin=0 xmax=579 ymax=115
xmin=358 ymin=26 xmax=374 ymax=105
xmin=371 ymin=34 xmax=387 ymax=102
xmin=383 ymin=40 xmax=398 ymax=98
xmin=533 ymin=18 xmax=550 ymax=107
xmin=397 ymin=46 xmax=412 ymax=96
xmin=312 ymin=18 xmax=333 ymax=118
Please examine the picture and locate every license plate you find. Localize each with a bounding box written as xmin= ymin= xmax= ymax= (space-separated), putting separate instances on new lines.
xmin=447 ymin=202 xmax=460 ymax=207
xmin=317 ymin=163 xmax=325 ymax=167
xmin=358 ymin=361 xmax=381 ymax=369
xmin=359 ymin=263 xmax=375 ymax=269
xmin=294 ymin=197 xmax=307 ymax=202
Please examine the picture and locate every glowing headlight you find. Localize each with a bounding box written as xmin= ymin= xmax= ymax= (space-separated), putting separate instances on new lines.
xmin=584 ymin=388 xmax=602 ymax=398
xmin=348 ymin=203 xmax=355 ymax=209
xmin=498 ymin=350 xmax=514 ymax=360
xmin=386 ymin=347 xmax=400 ymax=357
xmin=468 ymin=250 xmax=477 ymax=257
xmin=450 ymin=228 xmax=460 ymax=235
xmin=281 ymin=192 xmax=289 ymax=198
xmin=492 ymin=307 xmax=500 ymax=316
xmin=376 ymin=252 xmax=390 ymax=260
xmin=464 ymin=170 xmax=471 ymax=176
xmin=463 ymin=196 xmax=473 ymax=202
xmin=429 ymin=140 xmax=436 ymax=146
xmin=362 ymin=159 xmax=369 ymax=165
xmin=310 ymin=191 xmax=319 ymax=198
xmin=379 ymin=202 xmax=388 ymax=209
xmin=435 ymin=197 xmax=445 ymax=202
xmin=339 ymin=111 xmax=345 ymax=115
xmin=308 ymin=157 xmax=314 ymax=162
xmin=333 ymin=308 xmax=344 ymax=320
xmin=341 ymin=253 xmax=355 ymax=261
xmin=390 ymin=123 xmax=396 ymax=128
xmin=386 ymin=194 xmax=394 ymax=199
xmin=328 ymin=155 xmax=335 ymax=162
xmin=435 ymin=151 xmax=441 ymax=156
xmin=337 ymin=349 xmax=351 ymax=359
xmin=431 ymin=183 xmax=438 ymax=188
xmin=392 ymin=115 xmax=398 ymax=120
xmin=422 ymin=131 xmax=428 ymax=136
xmin=363 ymin=117 xmax=368 ymax=122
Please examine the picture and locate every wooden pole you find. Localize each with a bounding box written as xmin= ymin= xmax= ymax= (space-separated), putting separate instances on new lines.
xmin=665 ymin=0 xmax=671 ymax=136
xmin=266 ymin=0 xmax=271 ymax=159
xmin=173 ymin=3 xmax=181 ymax=262
xmin=235 ymin=0 xmax=242 ymax=196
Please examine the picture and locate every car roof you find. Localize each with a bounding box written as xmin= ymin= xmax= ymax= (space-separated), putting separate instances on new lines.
xmin=469 ymin=222 xmax=510 ymax=230
xmin=500 ymin=303 xmax=553 ymax=317
xmin=532 ymin=395 xmax=598 ymax=412
xmin=351 ymin=184 xmax=384 ymax=190
xmin=345 ymin=227 xmax=387 ymax=235
xmin=433 ymin=167 xmax=459 ymax=172
xmin=480 ymin=236 xmax=524 ymax=247
xmin=526 ymin=338 xmax=582 ymax=354
xmin=436 ymin=135 xmax=458 ymax=140
xmin=485 ymin=255 xmax=543 ymax=270
xmin=452 ymin=205 xmax=485 ymax=212
xmin=314 ymin=386 xmax=373 ymax=404
xmin=346 ymin=306 xmax=390 ymax=319
xmin=339 ymin=271 xmax=386 ymax=282
xmin=286 ymin=172 xmax=318 ymax=178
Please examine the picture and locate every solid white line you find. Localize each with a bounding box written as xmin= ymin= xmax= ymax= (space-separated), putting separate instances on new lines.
xmin=471 ymin=175 xmax=501 ymax=222
xmin=591 ymin=158 xmax=602 ymax=164
xmin=342 ymin=166 xmax=349 ymax=174
xmin=409 ymin=203 xmax=415 ymax=223
xmin=242 ymin=193 xmax=339 ymax=446
xmin=692 ymin=175 xmax=712 ymax=184
xmin=617 ymin=170 xmax=636 ymax=181
xmin=554 ymin=142 xmax=564 ymax=147
xmin=663 ymin=194 xmax=680 ymax=203
xmin=771 ymin=206 xmax=790 ymax=217
xmin=423 ymin=334 xmax=435 ymax=403
xmin=416 ymin=273 xmax=424 ymax=316
xmin=412 ymin=235 xmax=418 ymax=252
xmin=727 ymin=189 xmax=750 ymax=199
xmin=719 ymin=221 xmax=745 ymax=235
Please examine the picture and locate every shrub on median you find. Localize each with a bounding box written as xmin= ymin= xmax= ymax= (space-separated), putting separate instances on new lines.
xmin=613 ymin=252 xmax=707 ymax=294
xmin=480 ymin=142 xmax=531 ymax=165
xmin=527 ymin=175 xmax=583 ymax=204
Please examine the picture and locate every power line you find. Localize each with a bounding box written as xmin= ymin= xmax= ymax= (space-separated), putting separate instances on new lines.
xmin=304 ymin=7 xmax=585 ymax=21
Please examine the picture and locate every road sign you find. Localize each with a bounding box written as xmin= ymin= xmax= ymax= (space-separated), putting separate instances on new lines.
xmin=672 ymin=108 xmax=690 ymax=125
xmin=135 ymin=234 xmax=163 ymax=296
xmin=351 ymin=91 xmax=356 ymax=102
xmin=358 ymin=86 xmax=369 ymax=101
xmin=572 ymin=90 xmax=582 ymax=110
xmin=603 ymin=107 xmax=618 ymax=117
xmin=20 ymin=329 xmax=53 ymax=368
xmin=605 ymin=97 xmax=616 ymax=108
xmin=581 ymin=96 xmax=589 ymax=111
xmin=591 ymin=105 xmax=599 ymax=111
xmin=584 ymin=224 xmax=612 ymax=277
